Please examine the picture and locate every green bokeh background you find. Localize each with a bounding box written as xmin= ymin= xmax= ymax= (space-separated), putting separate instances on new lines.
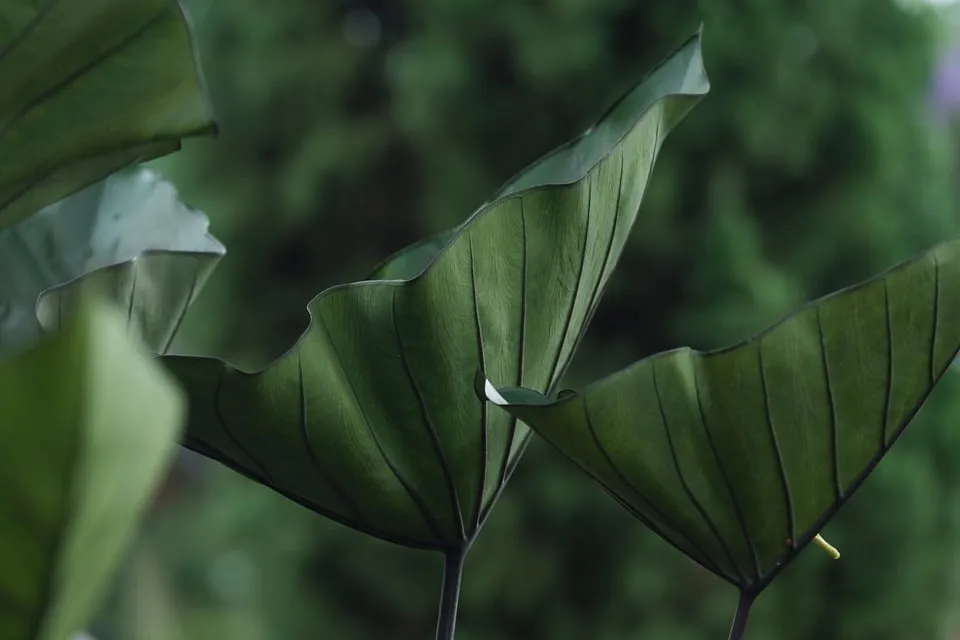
xmin=96 ymin=0 xmax=960 ymax=637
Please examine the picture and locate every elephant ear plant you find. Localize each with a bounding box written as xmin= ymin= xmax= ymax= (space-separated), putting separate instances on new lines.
xmin=7 ymin=167 xmax=226 ymax=353
xmin=482 ymin=239 xmax=960 ymax=638
xmin=0 ymin=0 xmax=215 ymax=230
xmin=160 ymin=31 xmax=709 ymax=639
xmin=0 ymin=0 xmax=223 ymax=357
xmin=0 ymin=301 xmax=186 ymax=640
xmin=5 ymin=4 xmax=960 ymax=638
xmin=0 ymin=1 xmax=219 ymax=638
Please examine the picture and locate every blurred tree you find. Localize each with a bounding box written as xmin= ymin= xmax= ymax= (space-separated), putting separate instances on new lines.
xmin=134 ymin=0 xmax=960 ymax=638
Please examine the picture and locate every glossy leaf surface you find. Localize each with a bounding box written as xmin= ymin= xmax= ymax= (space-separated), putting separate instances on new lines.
xmin=164 ymin=33 xmax=710 ymax=550
xmin=0 ymin=0 xmax=216 ymax=228
xmin=0 ymin=168 xmax=224 ymax=355
xmin=485 ymin=237 xmax=960 ymax=594
xmin=0 ymin=301 xmax=183 ymax=639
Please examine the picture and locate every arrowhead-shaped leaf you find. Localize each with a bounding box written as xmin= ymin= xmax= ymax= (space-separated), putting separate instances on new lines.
xmin=0 ymin=0 xmax=216 ymax=228
xmin=163 ymin=32 xmax=710 ymax=550
xmin=485 ymin=237 xmax=960 ymax=597
xmin=0 ymin=300 xmax=184 ymax=640
xmin=0 ymin=167 xmax=225 ymax=355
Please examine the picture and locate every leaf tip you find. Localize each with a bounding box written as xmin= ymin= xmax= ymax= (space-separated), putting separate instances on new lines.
xmin=485 ymin=379 xmax=508 ymax=406
xmin=474 ymin=369 xmax=508 ymax=406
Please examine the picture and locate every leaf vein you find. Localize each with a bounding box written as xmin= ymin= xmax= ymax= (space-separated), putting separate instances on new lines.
xmin=882 ymin=279 xmax=893 ymax=447
xmin=549 ymin=146 xmax=627 ymax=389
xmin=692 ymin=363 xmax=760 ymax=583
xmin=583 ymin=395 xmax=728 ymax=580
xmin=125 ymin=261 xmax=139 ymax=329
xmin=652 ymin=361 xmax=745 ymax=584
xmin=468 ymin=234 xmax=487 ymax=533
xmin=391 ymin=291 xmax=465 ymax=541
xmin=0 ymin=0 xmax=61 ymax=64
xmin=494 ymin=201 xmax=527 ymax=491
xmin=757 ymin=344 xmax=796 ymax=548
xmin=296 ymin=349 xmax=368 ymax=526
xmin=212 ymin=368 xmax=274 ymax=483
xmin=183 ymin=433 xmax=440 ymax=550
xmin=0 ymin=2 xmax=177 ymax=146
xmin=159 ymin=262 xmax=198 ymax=354
xmin=817 ymin=308 xmax=843 ymax=499
xmin=547 ymin=180 xmax=592 ymax=390
xmin=317 ymin=312 xmax=446 ymax=542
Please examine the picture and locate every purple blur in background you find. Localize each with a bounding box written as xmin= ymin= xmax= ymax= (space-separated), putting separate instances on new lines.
xmin=933 ymin=46 xmax=960 ymax=113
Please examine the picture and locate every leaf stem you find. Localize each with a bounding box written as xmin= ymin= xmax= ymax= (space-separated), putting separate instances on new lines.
xmin=727 ymin=591 xmax=755 ymax=640
xmin=435 ymin=546 xmax=467 ymax=640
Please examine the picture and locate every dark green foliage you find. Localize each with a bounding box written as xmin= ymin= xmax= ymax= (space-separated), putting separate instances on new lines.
xmin=490 ymin=236 xmax=960 ymax=602
xmin=0 ymin=302 xmax=184 ymax=640
xmin=165 ymin=44 xmax=707 ymax=557
xmin=0 ymin=0 xmax=215 ymax=228
xmin=139 ymin=0 xmax=960 ymax=638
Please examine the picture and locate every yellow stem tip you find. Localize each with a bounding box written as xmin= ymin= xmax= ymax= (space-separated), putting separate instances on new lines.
xmin=813 ymin=534 xmax=840 ymax=560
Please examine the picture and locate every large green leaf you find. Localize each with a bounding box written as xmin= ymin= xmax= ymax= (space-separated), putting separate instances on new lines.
xmin=483 ymin=237 xmax=960 ymax=602
xmin=0 ymin=0 xmax=216 ymax=228
xmin=163 ymin=32 xmax=710 ymax=551
xmin=367 ymin=229 xmax=458 ymax=281
xmin=0 ymin=167 xmax=224 ymax=355
xmin=0 ymin=300 xmax=184 ymax=640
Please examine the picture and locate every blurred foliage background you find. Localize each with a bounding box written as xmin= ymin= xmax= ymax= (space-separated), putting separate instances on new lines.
xmin=92 ymin=0 xmax=960 ymax=637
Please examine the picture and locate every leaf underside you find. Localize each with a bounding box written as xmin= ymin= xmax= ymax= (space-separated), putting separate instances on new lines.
xmin=0 ymin=168 xmax=225 ymax=356
xmin=0 ymin=301 xmax=182 ymax=640
xmin=0 ymin=0 xmax=216 ymax=229
xmin=163 ymin=32 xmax=710 ymax=551
xmin=490 ymin=237 xmax=960 ymax=594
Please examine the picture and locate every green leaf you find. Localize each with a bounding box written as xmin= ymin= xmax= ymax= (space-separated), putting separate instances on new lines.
xmin=163 ymin=31 xmax=710 ymax=550
xmin=484 ymin=237 xmax=960 ymax=597
xmin=0 ymin=0 xmax=216 ymax=229
xmin=367 ymin=229 xmax=458 ymax=281
xmin=0 ymin=167 xmax=225 ymax=355
xmin=0 ymin=299 xmax=184 ymax=640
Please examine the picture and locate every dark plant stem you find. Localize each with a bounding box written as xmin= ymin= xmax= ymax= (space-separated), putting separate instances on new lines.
xmin=727 ymin=591 xmax=755 ymax=640
xmin=435 ymin=546 xmax=467 ymax=640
